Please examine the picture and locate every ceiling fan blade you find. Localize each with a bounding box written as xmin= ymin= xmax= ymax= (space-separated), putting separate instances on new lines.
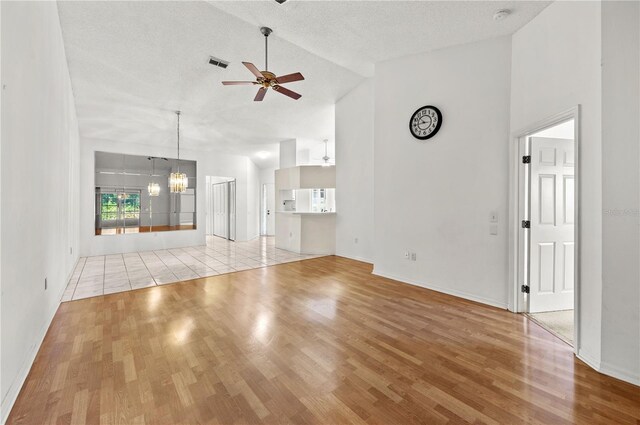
xmin=243 ymin=62 xmax=264 ymax=79
xmin=222 ymin=81 xmax=256 ymax=85
xmin=273 ymin=85 xmax=301 ymax=100
xmin=254 ymin=87 xmax=267 ymax=102
xmin=275 ymin=72 xmax=305 ymax=84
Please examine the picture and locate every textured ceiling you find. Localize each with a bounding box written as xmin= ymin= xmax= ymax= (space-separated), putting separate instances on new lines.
xmin=57 ymin=1 xmax=549 ymax=168
xmin=210 ymin=0 xmax=551 ymax=78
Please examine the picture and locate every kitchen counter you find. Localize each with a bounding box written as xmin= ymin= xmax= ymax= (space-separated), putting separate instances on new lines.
xmin=275 ymin=211 xmax=336 ymax=254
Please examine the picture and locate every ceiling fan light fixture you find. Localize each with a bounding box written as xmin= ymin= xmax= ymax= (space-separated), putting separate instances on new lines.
xmin=221 ymin=27 xmax=304 ymax=101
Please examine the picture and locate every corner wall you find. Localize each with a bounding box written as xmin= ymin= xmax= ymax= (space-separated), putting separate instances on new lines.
xmin=1 ymin=2 xmax=80 ymax=422
xmin=335 ymin=79 xmax=374 ymax=263
xmin=510 ymin=0 xmax=603 ymax=371
xmin=372 ymin=37 xmax=512 ymax=308
xmin=600 ymin=0 xmax=640 ymax=384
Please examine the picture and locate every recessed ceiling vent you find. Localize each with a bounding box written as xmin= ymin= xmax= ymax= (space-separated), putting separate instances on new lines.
xmin=208 ymin=56 xmax=229 ymax=69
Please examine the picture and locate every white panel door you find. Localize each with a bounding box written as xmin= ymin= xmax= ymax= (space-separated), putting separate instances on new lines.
xmin=529 ymin=137 xmax=575 ymax=313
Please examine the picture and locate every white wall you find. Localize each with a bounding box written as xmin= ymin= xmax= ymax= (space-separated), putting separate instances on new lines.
xmin=510 ymin=1 xmax=604 ymax=370
xmin=246 ymin=159 xmax=260 ymax=240
xmin=335 ymin=79 xmax=374 ymax=262
xmin=0 ymin=2 xmax=80 ymax=422
xmin=600 ymin=0 xmax=640 ymax=384
xmin=373 ymin=37 xmax=512 ymax=308
xmin=279 ymin=139 xmax=297 ymax=169
xmin=80 ymin=138 xmax=258 ymax=256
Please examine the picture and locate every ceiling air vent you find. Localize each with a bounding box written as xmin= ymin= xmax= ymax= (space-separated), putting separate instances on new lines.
xmin=208 ymin=56 xmax=229 ymax=69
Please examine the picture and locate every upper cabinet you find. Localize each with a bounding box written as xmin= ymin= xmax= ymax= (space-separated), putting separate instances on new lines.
xmin=275 ymin=165 xmax=335 ymax=190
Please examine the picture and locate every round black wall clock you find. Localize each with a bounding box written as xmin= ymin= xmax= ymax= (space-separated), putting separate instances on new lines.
xmin=409 ymin=105 xmax=442 ymax=140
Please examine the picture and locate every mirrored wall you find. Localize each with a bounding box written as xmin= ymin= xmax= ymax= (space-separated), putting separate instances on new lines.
xmin=95 ymin=152 xmax=196 ymax=235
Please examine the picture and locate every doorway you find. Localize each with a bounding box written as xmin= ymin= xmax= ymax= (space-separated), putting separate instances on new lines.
xmin=206 ymin=176 xmax=236 ymax=241
xmin=261 ymin=183 xmax=275 ymax=236
xmin=512 ymin=109 xmax=579 ymax=348
xmin=95 ymin=188 xmax=141 ymax=234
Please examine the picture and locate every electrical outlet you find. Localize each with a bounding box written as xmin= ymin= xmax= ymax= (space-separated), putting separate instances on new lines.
xmin=411 ymin=252 xmax=417 ymax=261
xmin=44 ymin=277 xmax=48 ymax=290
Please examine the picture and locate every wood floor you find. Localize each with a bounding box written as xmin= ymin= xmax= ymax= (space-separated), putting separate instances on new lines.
xmin=7 ymin=256 xmax=639 ymax=424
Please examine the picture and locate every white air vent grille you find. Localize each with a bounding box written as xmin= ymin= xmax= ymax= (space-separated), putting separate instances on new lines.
xmin=208 ymin=56 xmax=229 ymax=69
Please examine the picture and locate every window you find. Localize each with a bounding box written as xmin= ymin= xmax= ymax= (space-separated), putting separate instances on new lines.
xmin=311 ymin=188 xmax=326 ymax=212
xmin=97 ymin=190 xmax=141 ymax=234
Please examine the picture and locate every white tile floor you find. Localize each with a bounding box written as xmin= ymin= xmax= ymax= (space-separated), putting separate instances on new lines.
xmin=62 ymin=236 xmax=324 ymax=301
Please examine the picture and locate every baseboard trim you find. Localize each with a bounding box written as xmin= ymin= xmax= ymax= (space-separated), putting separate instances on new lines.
xmin=335 ymin=254 xmax=373 ymax=264
xmin=372 ymin=268 xmax=507 ymax=310
xmin=599 ymin=361 xmax=640 ymax=386
xmin=577 ymin=349 xmax=639 ymax=386
xmin=1 ymin=258 xmax=76 ymax=425
xmin=577 ymin=348 xmax=601 ymax=371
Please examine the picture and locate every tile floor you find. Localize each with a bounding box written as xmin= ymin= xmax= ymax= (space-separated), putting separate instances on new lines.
xmin=62 ymin=236 xmax=324 ymax=301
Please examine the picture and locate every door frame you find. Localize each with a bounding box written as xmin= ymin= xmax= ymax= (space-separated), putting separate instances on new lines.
xmin=508 ymin=105 xmax=581 ymax=352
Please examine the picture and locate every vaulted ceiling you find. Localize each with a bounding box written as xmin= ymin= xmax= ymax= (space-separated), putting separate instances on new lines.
xmin=57 ymin=1 xmax=549 ymax=167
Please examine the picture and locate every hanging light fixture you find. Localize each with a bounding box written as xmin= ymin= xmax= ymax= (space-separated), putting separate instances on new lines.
xmin=321 ymin=139 xmax=332 ymax=167
xmin=148 ymin=157 xmax=160 ymax=197
xmin=169 ymin=111 xmax=188 ymax=193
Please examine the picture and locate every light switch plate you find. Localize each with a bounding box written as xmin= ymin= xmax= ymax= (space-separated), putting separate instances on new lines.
xmin=490 ymin=211 xmax=499 ymax=223
xmin=490 ymin=224 xmax=498 ymax=235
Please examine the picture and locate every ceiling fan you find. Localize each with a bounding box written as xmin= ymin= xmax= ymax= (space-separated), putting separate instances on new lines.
xmin=222 ymin=27 xmax=304 ymax=101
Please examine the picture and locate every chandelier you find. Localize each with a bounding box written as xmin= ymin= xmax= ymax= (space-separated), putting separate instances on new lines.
xmin=148 ymin=157 xmax=160 ymax=197
xmin=169 ymin=111 xmax=188 ymax=193
xmin=148 ymin=182 xmax=161 ymax=197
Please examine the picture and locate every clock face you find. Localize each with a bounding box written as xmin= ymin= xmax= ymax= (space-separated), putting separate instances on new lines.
xmin=410 ymin=106 xmax=442 ymax=140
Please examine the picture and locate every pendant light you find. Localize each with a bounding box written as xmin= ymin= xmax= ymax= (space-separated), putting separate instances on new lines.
xmin=148 ymin=157 xmax=160 ymax=197
xmin=169 ymin=111 xmax=188 ymax=193
xmin=321 ymin=139 xmax=332 ymax=167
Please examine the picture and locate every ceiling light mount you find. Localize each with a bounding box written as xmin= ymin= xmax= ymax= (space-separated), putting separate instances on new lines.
xmin=493 ymin=9 xmax=511 ymax=21
xmin=260 ymin=26 xmax=273 ymax=37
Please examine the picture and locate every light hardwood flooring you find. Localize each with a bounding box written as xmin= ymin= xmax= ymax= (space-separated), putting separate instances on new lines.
xmin=7 ymin=256 xmax=640 ymax=424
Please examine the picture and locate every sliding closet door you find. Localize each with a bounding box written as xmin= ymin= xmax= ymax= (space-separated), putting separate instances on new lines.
xmin=212 ymin=182 xmax=228 ymax=238
xmin=228 ymin=180 xmax=236 ymax=241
